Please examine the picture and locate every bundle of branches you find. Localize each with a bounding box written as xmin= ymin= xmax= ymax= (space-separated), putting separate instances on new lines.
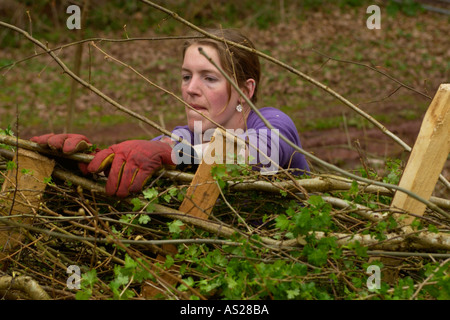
xmin=0 ymin=140 xmax=449 ymax=300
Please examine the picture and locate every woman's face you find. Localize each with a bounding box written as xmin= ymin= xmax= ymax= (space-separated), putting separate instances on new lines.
xmin=181 ymin=44 xmax=242 ymax=133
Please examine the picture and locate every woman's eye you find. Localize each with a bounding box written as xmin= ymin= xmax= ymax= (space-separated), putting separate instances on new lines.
xmin=182 ymin=74 xmax=191 ymax=82
xmin=205 ymin=76 xmax=217 ymax=82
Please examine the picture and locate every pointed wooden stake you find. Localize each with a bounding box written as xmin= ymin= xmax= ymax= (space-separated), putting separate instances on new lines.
xmin=142 ymin=128 xmax=245 ymax=298
xmin=391 ymin=83 xmax=450 ymax=227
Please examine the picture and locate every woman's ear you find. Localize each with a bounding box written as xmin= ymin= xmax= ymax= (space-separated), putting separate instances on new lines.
xmin=243 ymin=79 xmax=256 ymax=101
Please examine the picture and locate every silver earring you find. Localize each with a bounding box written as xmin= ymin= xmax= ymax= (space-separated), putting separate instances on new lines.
xmin=236 ymin=104 xmax=243 ymax=112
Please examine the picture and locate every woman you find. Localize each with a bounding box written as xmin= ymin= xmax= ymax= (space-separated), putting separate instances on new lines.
xmin=31 ymin=28 xmax=309 ymax=198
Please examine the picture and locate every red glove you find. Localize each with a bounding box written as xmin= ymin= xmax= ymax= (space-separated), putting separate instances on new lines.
xmin=30 ymin=133 xmax=95 ymax=174
xmin=30 ymin=133 xmax=92 ymax=154
xmin=87 ymin=140 xmax=175 ymax=197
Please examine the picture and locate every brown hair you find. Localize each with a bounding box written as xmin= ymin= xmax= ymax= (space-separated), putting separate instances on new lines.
xmin=182 ymin=28 xmax=261 ymax=103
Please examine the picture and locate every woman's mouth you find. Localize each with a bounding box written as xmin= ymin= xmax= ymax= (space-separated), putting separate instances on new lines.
xmin=190 ymin=104 xmax=207 ymax=111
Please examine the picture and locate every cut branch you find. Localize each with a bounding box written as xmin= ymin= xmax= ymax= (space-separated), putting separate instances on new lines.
xmin=0 ymin=275 xmax=51 ymax=300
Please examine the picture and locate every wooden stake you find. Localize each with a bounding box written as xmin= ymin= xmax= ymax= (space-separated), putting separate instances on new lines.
xmin=142 ymin=128 xmax=245 ymax=298
xmin=392 ymin=83 xmax=450 ymax=227
xmin=0 ymin=149 xmax=55 ymax=263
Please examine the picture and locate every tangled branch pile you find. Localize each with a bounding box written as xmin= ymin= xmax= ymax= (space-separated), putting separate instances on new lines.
xmin=0 ymin=142 xmax=449 ymax=300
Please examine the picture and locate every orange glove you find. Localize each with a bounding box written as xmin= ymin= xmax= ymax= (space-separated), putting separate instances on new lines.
xmin=87 ymin=140 xmax=175 ymax=197
xmin=31 ymin=133 xmax=92 ymax=154
xmin=30 ymin=133 xmax=94 ymax=174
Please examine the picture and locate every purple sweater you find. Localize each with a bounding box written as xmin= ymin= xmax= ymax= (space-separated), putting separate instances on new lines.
xmin=156 ymin=107 xmax=309 ymax=175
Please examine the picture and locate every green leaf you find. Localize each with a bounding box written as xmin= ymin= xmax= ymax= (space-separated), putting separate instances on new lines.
xmin=307 ymin=195 xmax=325 ymax=207
xmin=6 ymin=161 xmax=16 ymax=171
xmin=164 ymin=254 xmax=175 ymax=269
xmin=130 ymin=198 xmax=144 ymax=212
xmin=286 ymin=288 xmax=300 ymax=299
xmin=138 ymin=214 xmax=151 ymax=225
xmin=82 ymin=269 xmax=98 ymax=287
xmin=349 ymin=180 xmax=359 ymax=195
xmin=163 ymin=193 xmax=172 ymax=203
xmin=145 ymin=202 xmax=155 ymax=213
xmin=43 ymin=176 xmax=53 ymax=185
xmin=410 ymin=219 xmax=422 ymax=230
xmin=75 ymin=289 xmax=92 ymax=300
xmin=226 ymin=275 xmax=238 ymax=290
xmin=124 ymin=254 xmax=138 ymax=270
xmin=351 ymin=277 xmax=363 ymax=288
xmin=306 ymin=247 xmax=328 ymax=266
xmin=211 ymin=165 xmax=227 ymax=179
xmin=285 ymin=206 xmax=296 ymax=217
xmin=275 ymin=214 xmax=290 ymax=231
xmin=428 ymin=224 xmax=439 ymax=233
xmin=115 ymin=273 xmax=129 ymax=286
xmin=143 ymin=187 xmax=158 ymax=201
xmin=168 ymin=220 xmax=184 ymax=234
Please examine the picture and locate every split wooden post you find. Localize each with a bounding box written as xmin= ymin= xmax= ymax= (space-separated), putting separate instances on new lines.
xmin=142 ymin=128 xmax=246 ymax=298
xmin=0 ymin=149 xmax=55 ymax=264
xmin=391 ymin=83 xmax=450 ymax=228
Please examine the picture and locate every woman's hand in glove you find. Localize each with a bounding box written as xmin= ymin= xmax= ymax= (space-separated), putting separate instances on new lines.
xmin=31 ymin=133 xmax=93 ymax=154
xmin=87 ymin=140 xmax=175 ymax=197
xmin=30 ymin=133 xmax=95 ymax=174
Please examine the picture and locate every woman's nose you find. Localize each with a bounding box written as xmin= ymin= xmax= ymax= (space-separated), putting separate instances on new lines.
xmin=185 ymin=76 xmax=201 ymax=96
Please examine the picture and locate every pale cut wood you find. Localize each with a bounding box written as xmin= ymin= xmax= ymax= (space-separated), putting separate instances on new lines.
xmin=143 ymin=128 xmax=245 ymax=298
xmin=392 ymin=83 xmax=450 ymax=227
xmin=178 ymin=128 xmax=246 ymax=218
xmin=0 ymin=149 xmax=55 ymax=263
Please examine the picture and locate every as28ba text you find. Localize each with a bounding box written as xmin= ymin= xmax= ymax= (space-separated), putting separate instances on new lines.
xmin=223 ymin=304 xmax=269 ymax=315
